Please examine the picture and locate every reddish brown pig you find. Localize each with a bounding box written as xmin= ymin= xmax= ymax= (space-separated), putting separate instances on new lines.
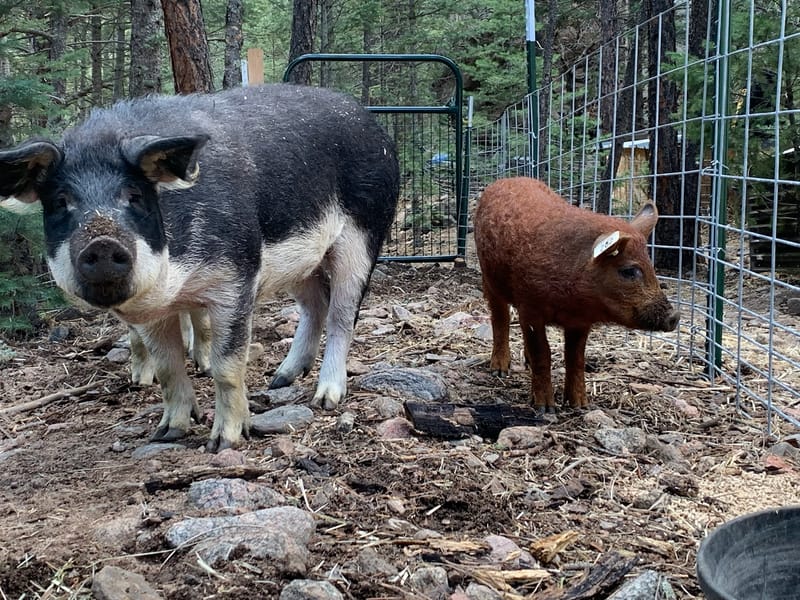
xmin=474 ymin=177 xmax=679 ymax=412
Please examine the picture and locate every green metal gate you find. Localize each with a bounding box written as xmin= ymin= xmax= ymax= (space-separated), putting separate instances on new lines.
xmin=284 ymin=54 xmax=466 ymax=263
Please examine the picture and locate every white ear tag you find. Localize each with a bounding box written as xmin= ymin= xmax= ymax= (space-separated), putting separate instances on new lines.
xmin=592 ymin=230 xmax=620 ymax=259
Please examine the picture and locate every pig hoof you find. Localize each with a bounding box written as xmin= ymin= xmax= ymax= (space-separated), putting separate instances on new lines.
xmin=533 ymin=406 xmax=557 ymax=418
xmin=206 ymin=437 xmax=232 ymax=453
xmin=269 ymin=374 xmax=292 ymax=390
xmin=310 ymin=394 xmax=338 ymax=411
xmin=151 ymin=425 xmax=187 ymax=442
xmin=490 ymin=368 xmax=509 ymax=377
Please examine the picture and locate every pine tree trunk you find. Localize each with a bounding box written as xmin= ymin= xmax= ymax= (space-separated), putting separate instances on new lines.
xmin=112 ymin=1 xmax=127 ymax=101
xmin=599 ymin=0 xmax=618 ymax=134
xmin=162 ymin=0 xmax=214 ymax=94
xmin=130 ymin=0 xmax=164 ymax=97
xmin=91 ymin=9 xmax=103 ymax=105
xmin=222 ymin=0 xmax=244 ymax=89
xmin=647 ymin=0 xmax=688 ymax=269
xmin=287 ymin=0 xmax=315 ymax=85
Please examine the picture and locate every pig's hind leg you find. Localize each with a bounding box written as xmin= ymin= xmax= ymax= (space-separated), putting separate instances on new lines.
xmin=130 ymin=326 xmax=156 ymax=386
xmin=519 ymin=315 xmax=556 ymax=413
xmin=269 ymin=272 xmax=328 ymax=391
xmin=140 ymin=316 xmax=202 ymax=442
xmin=484 ymin=285 xmax=512 ymax=376
xmin=563 ymin=327 xmax=590 ymax=408
xmin=310 ymin=226 xmax=375 ymax=410
xmin=184 ymin=309 xmax=212 ymax=375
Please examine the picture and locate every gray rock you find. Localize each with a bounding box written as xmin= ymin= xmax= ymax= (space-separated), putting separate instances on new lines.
xmin=786 ymin=297 xmax=800 ymax=316
xmin=434 ymin=311 xmax=476 ymax=335
xmin=251 ymin=405 xmax=315 ymax=435
xmin=496 ymin=426 xmax=545 ymax=449
xmin=131 ymin=443 xmax=186 ymax=460
xmin=91 ymin=565 xmax=162 ymax=600
xmin=465 ymin=582 xmax=503 ymax=600
xmin=93 ymin=516 xmax=140 ymax=551
xmin=409 ymin=565 xmax=449 ymax=598
xmin=583 ymin=409 xmax=616 ymax=428
xmin=768 ymin=441 xmax=800 ymax=460
xmin=279 ymin=579 xmax=343 ymax=600
xmin=350 ymin=547 xmax=399 ymax=577
xmin=187 ymin=478 xmax=286 ymax=513
xmin=607 ymin=570 xmax=676 ymax=599
xmin=209 ymin=448 xmax=247 ymax=467
xmin=473 ymin=323 xmax=493 ymax=341
xmin=105 ymin=347 xmax=130 ymax=364
xmin=165 ymin=506 xmax=315 ymax=572
xmin=391 ymin=304 xmax=414 ymax=321
xmin=594 ymin=427 xmax=647 ymax=454
xmin=484 ymin=534 xmax=523 ymax=567
xmin=250 ymin=386 xmax=308 ymax=407
xmin=376 ymin=417 xmax=415 ymax=439
xmin=373 ymin=397 xmax=404 ymax=418
xmin=357 ymin=367 xmax=448 ymax=402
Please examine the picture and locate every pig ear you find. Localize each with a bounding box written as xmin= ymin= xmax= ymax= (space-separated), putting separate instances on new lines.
xmin=630 ymin=201 xmax=659 ymax=237
xmin=0 ymin=140 xmax=62 ymax=210
xmin=121 ymin=134 xmax=210 ymax=190
xmin=592 ymin=230 xmax=632 ymax=260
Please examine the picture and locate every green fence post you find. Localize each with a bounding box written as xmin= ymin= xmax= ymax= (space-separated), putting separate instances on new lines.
xmin=526 ymin=0 xmax=539 ymax=178
xmin=707 ymin=0 xmax=732 ymax=379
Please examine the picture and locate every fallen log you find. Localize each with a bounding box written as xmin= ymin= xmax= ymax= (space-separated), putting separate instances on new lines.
xmin=404 ymin=401 xmax=544 ymax=440
xmin=534 ymin=551 xmax=638 ymax=599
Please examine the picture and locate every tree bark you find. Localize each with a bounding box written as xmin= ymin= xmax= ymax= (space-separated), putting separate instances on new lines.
xmin=647 ymin=0 xmax=688 ymax=269
xmin=222 ymin=0 xmax=244 ymax=89
xmin=318 ymin=0 xmax=334 ymax=87
xmin=286 ymin=0 xmax=315 ymax=85
xmin=597 ymin=43 xmax=637 ymax=215
xmin=112 ymin=0 xmax=127 ymax=101
xmin=598 ymin=0 xmax=618 ymax=134
xmin=90 ymin=8 xmax=103 ymax=106
xmin=162 ymin=0 xmax=214 ymax=94
xmin=130 ymin=0 xmax=164 ymax=97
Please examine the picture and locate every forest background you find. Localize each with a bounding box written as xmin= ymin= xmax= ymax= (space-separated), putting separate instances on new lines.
xmin=0 ymin=0 xmax=640 ymax=335
xmin=2 ymin=0 xmax=792 ymax=336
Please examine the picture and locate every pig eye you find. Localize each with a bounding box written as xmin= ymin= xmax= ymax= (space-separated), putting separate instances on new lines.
xmin=125 ymin=187 xmax=146 ymax=211
xmin=619 ymin=266 xmax=643 ymax=281
xmin=53 ymin=192 xmax=69 ymax=211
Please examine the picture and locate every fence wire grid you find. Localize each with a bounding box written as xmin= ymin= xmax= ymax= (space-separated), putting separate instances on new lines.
xmin=468 ymin=0 xmax=800 ymax=434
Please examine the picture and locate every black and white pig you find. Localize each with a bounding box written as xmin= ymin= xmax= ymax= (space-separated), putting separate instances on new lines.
xmin=0 ymin=84 xmax=400 ymax=451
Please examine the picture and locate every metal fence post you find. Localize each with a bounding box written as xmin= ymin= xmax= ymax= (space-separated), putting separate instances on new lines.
xmin=706 ymin=0 xmax=732 ymax=380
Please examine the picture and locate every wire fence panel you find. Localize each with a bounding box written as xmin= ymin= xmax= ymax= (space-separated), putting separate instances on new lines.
xmin=467 ymin=0 xmax=800 ymax=433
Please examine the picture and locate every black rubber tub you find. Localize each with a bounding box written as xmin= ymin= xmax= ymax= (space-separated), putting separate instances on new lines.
xmin=697 ymin=506 xmax=800 ymax=600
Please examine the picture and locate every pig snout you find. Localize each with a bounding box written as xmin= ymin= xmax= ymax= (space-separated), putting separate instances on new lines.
xmin=637 ymin=295 xmax=680 ymax=332
xmin=72 ymin=235 xmax=135 ymax=308
xmin=77 ymin=236 xmax=133 ymax=282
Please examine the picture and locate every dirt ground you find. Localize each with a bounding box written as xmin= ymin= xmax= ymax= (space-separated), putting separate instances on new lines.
xmin=0 ymin=262 xmax=798 ymax=599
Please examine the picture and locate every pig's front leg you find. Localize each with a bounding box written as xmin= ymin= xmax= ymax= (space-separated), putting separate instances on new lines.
xmin=206 ymin=306 xmax=253 ymax=452
xmin=139 ymin=316 xmax=202 ymax=442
